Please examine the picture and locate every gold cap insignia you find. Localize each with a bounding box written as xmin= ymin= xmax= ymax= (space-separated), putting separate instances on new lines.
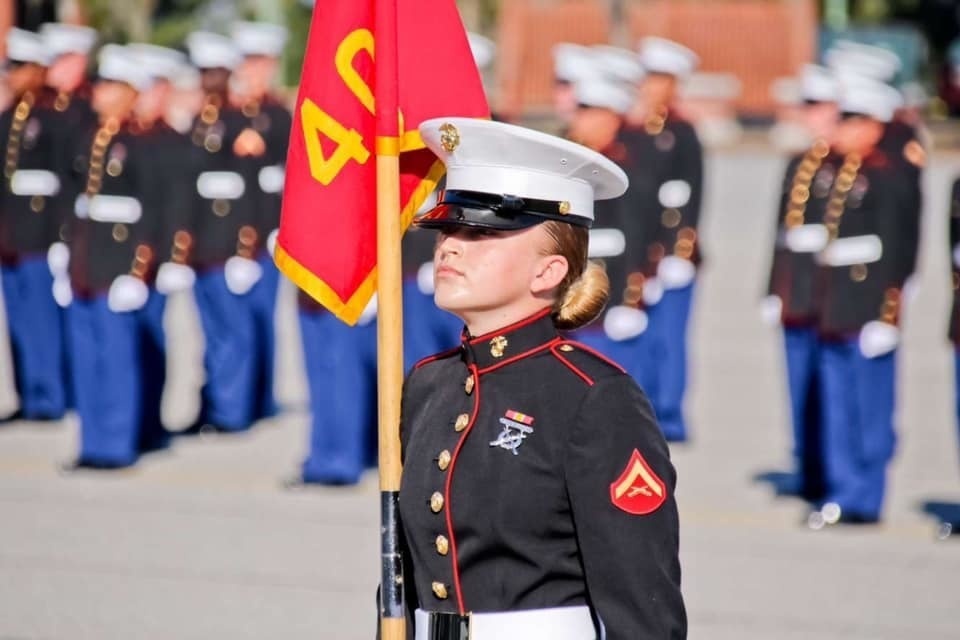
xmin=558 ymin=201 xmax=571 ymax=215
xmin=439 ymin=122 xmax=461 ymax=152
xmin=490 ymin=336 xmax=508 ymax=358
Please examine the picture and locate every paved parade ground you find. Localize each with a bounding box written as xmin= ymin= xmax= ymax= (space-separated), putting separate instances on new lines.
xmin=2 ymin=147 xmax=960 ymax=639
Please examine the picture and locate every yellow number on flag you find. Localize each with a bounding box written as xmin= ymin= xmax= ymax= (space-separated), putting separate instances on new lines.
xmin=300 ymin=98 xmax=371 ymax=186
xmin=336 ymin=28 xmax=375 ymax=116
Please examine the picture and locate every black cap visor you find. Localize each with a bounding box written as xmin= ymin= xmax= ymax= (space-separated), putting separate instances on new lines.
xmin=415 ymin=190 xmax=592 ymax=231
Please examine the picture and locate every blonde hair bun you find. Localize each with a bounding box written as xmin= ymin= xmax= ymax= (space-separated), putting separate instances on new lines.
xmin=554 ymin=260 xmax=609 ymax=330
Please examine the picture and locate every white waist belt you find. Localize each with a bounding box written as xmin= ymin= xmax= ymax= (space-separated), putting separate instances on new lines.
xmin=818 ymin=234 xmax=883 ymax=267
xmin=781 ymin=224 xmax=828 ymax=253
xmin=75 ymin=194 xmax=142 ymax=223
xmin=414 ymin=606 xmax=595 ymax=640
xmin=10 ymin=169 xmax=60 ymax=196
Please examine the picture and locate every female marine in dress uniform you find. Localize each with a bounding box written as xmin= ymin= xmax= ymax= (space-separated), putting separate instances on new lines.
xmin=393 ymin=118 xmax=685 ymax=640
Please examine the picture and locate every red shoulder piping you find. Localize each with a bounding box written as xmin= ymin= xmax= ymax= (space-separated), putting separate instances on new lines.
xmin=549 ymin=339 xmax=628 ymax=385
xmin=550 ymin=344 xmax=595 ymax=386
xmin=412 ymin=345 xmax=461 ymax=370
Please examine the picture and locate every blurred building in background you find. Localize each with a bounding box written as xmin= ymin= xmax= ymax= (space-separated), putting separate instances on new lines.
xmin=2 ymin=0 xmax=959 ymax=124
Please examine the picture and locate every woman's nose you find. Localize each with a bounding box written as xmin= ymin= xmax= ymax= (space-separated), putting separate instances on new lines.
xmin=436 ymin=232 xmax=462 ymax=258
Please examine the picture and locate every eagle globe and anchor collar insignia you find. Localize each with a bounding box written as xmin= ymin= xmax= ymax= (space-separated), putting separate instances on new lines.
xmin=489 ymin=410 xmax=535 ymax=455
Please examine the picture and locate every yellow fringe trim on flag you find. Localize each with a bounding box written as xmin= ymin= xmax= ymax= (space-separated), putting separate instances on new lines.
xmin=274 ymin=243 xmax=376 ymax=326
xmin=273 ymin=158 xmax=446 ymax=326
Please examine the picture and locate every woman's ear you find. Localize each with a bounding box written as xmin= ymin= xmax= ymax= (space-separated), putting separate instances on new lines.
xmin=531 ymin=254 xmax=569 ymax=295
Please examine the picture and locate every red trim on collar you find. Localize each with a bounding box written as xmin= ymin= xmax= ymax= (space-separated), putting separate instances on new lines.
xmin=476 ymin=337 xmax=562 ymax=376
xmin=464 ymin=308 xmax=553 ymax=345
xmin=443 ymin=363 xmax=481 ymax=614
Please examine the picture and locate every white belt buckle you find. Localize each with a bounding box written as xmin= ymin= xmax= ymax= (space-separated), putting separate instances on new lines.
xmin=196 ymin=171 xmax=246 ymax=200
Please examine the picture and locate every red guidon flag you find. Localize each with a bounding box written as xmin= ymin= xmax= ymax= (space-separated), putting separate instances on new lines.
xmin=275 ymin=0 xmax=490 ymax=324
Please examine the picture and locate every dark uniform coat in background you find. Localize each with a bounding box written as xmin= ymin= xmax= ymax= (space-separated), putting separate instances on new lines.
xmin=767 ymin=144 xmax=837 ymax=326
xmin=620 ymin=112 xmax=703 ymax=277
xmin=815 ymin=150 xmax=921 ymax=338
xmin=186 ymin=99 xmax=258 ymax=270
xmin=397 ymin=309 xmax=686 ymax=640
xmin=234 ymin=95 xmax=292 ymax=248
xmin=0 ymin=92 xmax=65 ymax=262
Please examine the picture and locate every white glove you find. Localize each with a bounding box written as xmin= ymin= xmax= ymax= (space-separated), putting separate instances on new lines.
xmin=603 ymin=305 xmax=648 ymax=342
xmin=417 ymin=262 xmax=435 ymax=295
xmin=224 ymin=256 xmax=263 ymax=295
xmin=52 ymin=275 xmax=72 ymax=308
xmin=657 ymin=255 xmax=696 ymax=290
xmin=47 ymin=242 xmax=70 ymax=277
xmin=760 ymin=295 xmax=783 ymax=327
xmin=643 ymin=277 xmax=664 ymax=307
xmin=107 ymin=275 xmax=149 ymax=313
xmin=858 ymin=321 xmax=900 ymax=359
xmin=902 ymin=276 xmax=918 ymax=306
xmin=357 ymin=294 xmax=378 ymax=326
xmin=155 ymin=262 xmax=196 ymax=295
xmin=267 ymin=229 xmax=279 ymax=257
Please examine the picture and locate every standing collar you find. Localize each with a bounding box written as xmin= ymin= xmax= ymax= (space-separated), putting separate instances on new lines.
xmin=460 ymin=308 xmax=560 ymax=371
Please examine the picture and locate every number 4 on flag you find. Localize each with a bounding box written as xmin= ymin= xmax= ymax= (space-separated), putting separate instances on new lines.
xmin=300 ymin=98 xmax=371 ymax=186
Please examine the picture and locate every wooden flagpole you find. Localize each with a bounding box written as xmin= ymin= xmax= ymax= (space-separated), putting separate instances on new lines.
xmin=374 ymin=1 xmax=405 ymax=638
xmin=376 ymin=149 xmax=405 ymax=640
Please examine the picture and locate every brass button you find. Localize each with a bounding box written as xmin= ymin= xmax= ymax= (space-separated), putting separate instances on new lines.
xmin=454 ymin=414 xmax=469 ymax=432
xmin=435 ymin=535 xmax=449 ymax=556
xmin=661 ymin=208 xmax=682 ymax=228
xmin=30 ymin=196 xmax=44 ymax=213
xmin=106 ymin=158 xmax=123 ymax=177
xmin=430 ymin=492 xmax=444 ymax=513
xmin=464 ymin=375 xmax=475 ymax=395
xmin=432 ymin=581 xmax=448 ymax=599
xmin=212 ymin=199 xmax=231 ymax=217
xmin=112 ymin=223 xmax=128 ymax=242
xmin=850 ymin=264 xmax=868 ymax=282
xmin=437 ymin=450 xmax=451 ymax=471
xmin=559 ymin=344 xmax=574 ymax=352
xmin=204 ymin=134 xmax=222 ymax=153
